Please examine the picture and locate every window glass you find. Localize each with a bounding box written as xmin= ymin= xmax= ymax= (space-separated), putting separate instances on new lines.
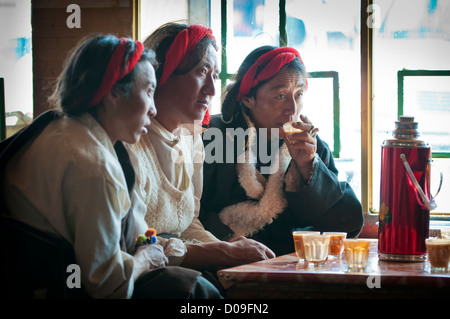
xmin=0 ymin=1 xmax=33 ymax=138
xmin=303 ymin=77 xmax=335 ymax=155
xmin=373 ymin=0 xmax=450 ymax=213
xmin=226 ymin=0 xmax=280 ymax=74
xmin=140 ymin=0 xmax=188 ymax=40
xmin=403 ymin=74 xmax=450 ymax=154
xmin=141 ymin=0 xmax=225 ymax=116
xmin=210 ymin=0 xmax=280 ymax=115
xmin=286 ymin=0 xmax=362 ymax=196
xmin=209 ymin=0 xmax=223 ymax=115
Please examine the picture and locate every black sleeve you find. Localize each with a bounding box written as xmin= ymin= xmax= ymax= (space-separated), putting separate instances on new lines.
xmin=200 ymin=119 xmax=236 ymax=240
xmin=283 ymin=136 xmax=364 ymax=237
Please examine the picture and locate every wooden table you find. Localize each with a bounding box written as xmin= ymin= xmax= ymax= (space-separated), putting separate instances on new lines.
xmin=217 ymin=239 xmax=450 ymax=299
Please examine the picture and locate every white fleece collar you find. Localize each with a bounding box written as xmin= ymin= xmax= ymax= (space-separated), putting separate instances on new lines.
xmin=218 ymin=110 xmax=300 ymax=237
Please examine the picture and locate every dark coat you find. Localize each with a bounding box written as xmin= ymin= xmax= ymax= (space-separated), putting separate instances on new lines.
xmin=200 ymin=114 xmax=364 ymax=256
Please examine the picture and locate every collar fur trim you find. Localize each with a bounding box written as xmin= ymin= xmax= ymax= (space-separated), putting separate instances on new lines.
xmin=218 ymin=111 xmax=300 ymax=237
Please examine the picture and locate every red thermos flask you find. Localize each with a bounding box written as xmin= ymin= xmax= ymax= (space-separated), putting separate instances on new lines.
xmin=378 ymin=116 xmax=442 ymax=262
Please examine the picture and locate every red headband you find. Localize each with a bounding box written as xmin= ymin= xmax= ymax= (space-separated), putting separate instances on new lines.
xmin=237 ymin=47 xmax=305 ymax=101
xmin=90 ymin=38 xmax=144 ymax=106
xmin=159 ymin=25 xmax=215 ymax=86
xmin=159 ymin=25 xmax=215 ymax=125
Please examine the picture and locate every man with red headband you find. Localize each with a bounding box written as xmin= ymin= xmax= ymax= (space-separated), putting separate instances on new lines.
xmin=200 ymin=46 xmax=364 ymax=256
xmin=130 ymin=23 xmax=275 ymax=286
xmin=1 ymin=34 xmax=221 ymax=299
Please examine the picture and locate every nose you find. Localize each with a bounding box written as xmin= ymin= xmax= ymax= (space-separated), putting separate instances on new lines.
xmin=148 ymin=99 xmax=157 ymax=118
xmin=202 ymin=73 xmax=216 ymax=97
xmin=284 ymin=96 xmax=298 ymax=118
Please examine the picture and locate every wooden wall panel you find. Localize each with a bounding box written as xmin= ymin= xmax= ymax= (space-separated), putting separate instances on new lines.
xmin=32 ymin=0 xmax=135 ymax=116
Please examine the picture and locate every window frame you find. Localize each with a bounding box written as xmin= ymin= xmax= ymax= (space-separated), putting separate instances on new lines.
xmin=397 ymin=69 xmax=450 ymax=159
xmin=308 ymin=71 xmax=341 ymax=159
xmin=0 ymin=78 xmax=5 ymax=141
xmin=361 ymin=0 xmax=374 ymax=216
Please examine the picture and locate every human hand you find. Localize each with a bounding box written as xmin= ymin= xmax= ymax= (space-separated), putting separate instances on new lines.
xmin=136 ymin=243 xmax=168 ymax=269
xmin=132 ymin=244 xmax=168 ymax=280
xmin=226 ymin=236 xmax=276 ymax=265
xmin=281 ymin=114 xmax=317 ymax=180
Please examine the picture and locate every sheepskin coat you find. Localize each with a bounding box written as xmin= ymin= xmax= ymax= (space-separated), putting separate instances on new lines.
xmin=200 ymin=113 xmax=364 ymax=256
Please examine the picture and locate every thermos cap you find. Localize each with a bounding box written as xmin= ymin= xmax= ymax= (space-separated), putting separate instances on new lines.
xmin=383 ymin=116 xmax=429 ymax=148
xmin=394 ymin=116 xmax=419 ymax=138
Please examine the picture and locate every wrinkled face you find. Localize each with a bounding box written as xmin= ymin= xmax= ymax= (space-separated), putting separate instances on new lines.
xmin=109 ymin=61 xmax=157 ymax=144
xmin=242 ymin=67 xmax=306 ymax=139
xmin=155 ymin=45 xmax=219 ymax=129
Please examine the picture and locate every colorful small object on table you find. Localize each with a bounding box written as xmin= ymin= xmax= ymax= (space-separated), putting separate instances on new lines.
xmin=135 ymin=228 xmax=157 ymax=248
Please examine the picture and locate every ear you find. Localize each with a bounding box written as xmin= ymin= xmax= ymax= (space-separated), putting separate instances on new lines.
xmin=241 ymin=96 xmax=256 ymax=110
xmin=103 ymin=87 xmax=122 ymax=107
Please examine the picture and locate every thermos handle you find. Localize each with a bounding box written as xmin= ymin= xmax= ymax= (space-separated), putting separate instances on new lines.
xmin=400 ymin=153 xmax=442 ymax=211
xmin=430 ymin=160 xmax=443 ymax=200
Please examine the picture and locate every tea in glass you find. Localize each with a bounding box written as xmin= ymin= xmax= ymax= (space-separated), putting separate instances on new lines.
xmin=293 ymin=231 xmax=320 ymax=261
xmin=283 ymin=121 xmax=304 ymax=144
xmin=302 ymin=234 xmax=330 ymax=265
xmin=323 ymin=232 xmax=347 ymax=256
xmin=343 ymin=239 xmax=371 ymax=271
xmin=426 ymin=238 xmax=450 ymax=271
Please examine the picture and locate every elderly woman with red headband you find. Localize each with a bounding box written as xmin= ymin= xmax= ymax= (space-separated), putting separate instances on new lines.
xmin=200 ymin=46 xmax=364 ymax=256
xmin=130 ymin=23 xmax=275 ymax=276
xmin=1 ymin=35 xmax=222 ymax=299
